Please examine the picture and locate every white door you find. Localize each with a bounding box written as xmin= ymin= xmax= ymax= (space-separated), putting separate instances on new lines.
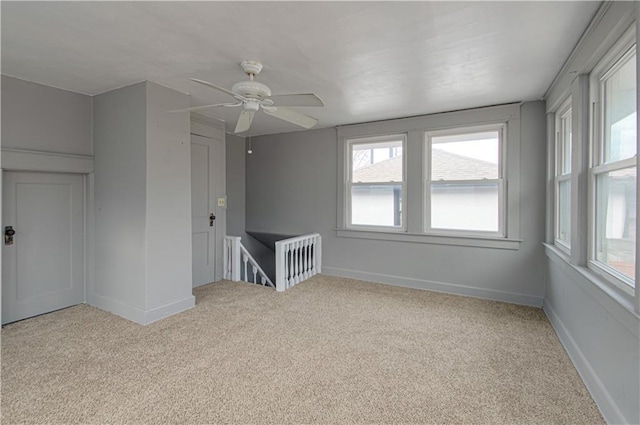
xmin=2 ymin=171 xmax=84 ymax=324
xmin=191 ymin=134 xmax=222 ymax=287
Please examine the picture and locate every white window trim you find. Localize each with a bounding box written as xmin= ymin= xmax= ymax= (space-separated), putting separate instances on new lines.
xmin=588 ymin=25 xmax=637 ymax=292
xmin=335 ymin=103 xmax=521 ymax=250
xmin=345 ymin=134 xmax=407 ymax=232
xmin=424 ymin=123 xmax=506 ymax=238
xmin=554 ymin=97 xmax=573 ymax=253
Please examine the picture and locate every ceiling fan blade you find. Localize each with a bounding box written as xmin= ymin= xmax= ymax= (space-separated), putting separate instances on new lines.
xmin=190 ymin=78 xmax=247 ymax=102
xmin=268 ymin=93 xmax=324 ymax=107
xmin=262 ymin=106 xmax=319 ymax=129
xmin=167 ymin=102 xmax=242 ymax=113
xmin=235 ymin=110 xmax=255 ymax=133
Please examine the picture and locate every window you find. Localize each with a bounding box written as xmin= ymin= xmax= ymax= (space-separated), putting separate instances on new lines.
xmin=591 ymin=44 xmax=636 ymax=289
xmin=555 ymin=99 xmax=572 ymax=250
xmin=425 ymin=125 xmax=505 ymax=236
xmin=347 ymin=135 xmax=406 ymax=230
xmin=337 ymin=103 xmax=520 ymax=249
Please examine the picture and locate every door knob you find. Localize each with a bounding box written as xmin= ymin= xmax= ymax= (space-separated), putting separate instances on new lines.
xmin=5 ymin=226 xmax=15 ymax=245
xmin=209 ymin=214 xmax=216 ymax=227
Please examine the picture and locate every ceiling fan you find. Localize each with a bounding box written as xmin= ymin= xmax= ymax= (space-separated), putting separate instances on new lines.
xmin=170 ymin=60 xmax=324 ymax=134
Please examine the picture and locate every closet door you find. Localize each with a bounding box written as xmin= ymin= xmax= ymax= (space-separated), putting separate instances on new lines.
xmin=2 ymin=171 xmax=84 ymax=324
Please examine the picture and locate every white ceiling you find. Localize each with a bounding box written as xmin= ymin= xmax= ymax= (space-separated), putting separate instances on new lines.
xmin=2 ymin=1 xmax=600 ymax=137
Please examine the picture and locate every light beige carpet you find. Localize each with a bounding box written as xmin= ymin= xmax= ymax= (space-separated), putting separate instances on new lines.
xmin=2 ymin=275 xmax=603 ymax=424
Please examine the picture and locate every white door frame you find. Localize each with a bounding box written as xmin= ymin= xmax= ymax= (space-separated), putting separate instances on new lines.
xmin=0 ymin=149 xmax=95 ymax=321
xmin=190 ymin=114 xmax=227 ymax=282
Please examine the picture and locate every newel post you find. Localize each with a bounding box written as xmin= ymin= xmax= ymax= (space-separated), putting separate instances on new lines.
xmin=275 ymin=241 xmax=285 ymax=292
xmin=231 ymin=237 xmax=241 ymax=281
xmin=316 ymin=234 xmax=322 ymax=274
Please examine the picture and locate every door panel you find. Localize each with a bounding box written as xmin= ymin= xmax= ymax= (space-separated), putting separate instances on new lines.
xmin=191 ymin=135 xmax=216 ymax=287
xmin=2 ymin=172 xmax=84 ymax=324
xmin=191 ymin=143 xmax=210 ymax=217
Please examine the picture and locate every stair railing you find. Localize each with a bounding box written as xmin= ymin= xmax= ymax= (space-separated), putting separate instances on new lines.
xmin=275 ymin=233 xmax=321 ymax=292
xmin=223 ymin=236 xmax=274 ymax=288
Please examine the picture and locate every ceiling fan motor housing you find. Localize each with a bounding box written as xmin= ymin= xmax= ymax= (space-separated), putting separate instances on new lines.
xmin=232 ymin=80 xmax=272 ymax=99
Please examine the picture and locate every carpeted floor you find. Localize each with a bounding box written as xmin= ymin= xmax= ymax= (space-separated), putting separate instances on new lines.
xmin=1 ymin=275 xmax=603 ymax=424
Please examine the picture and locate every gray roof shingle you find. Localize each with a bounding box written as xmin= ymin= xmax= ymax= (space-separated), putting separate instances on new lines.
xmin=352 ymin=149 xmax=498 ymax=182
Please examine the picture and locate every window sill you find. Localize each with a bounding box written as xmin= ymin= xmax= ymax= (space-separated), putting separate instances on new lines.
xmin=543 ymin=243 xmax=639 ymax=335
xmin=335 ymin=228 xmax=521 ymax=250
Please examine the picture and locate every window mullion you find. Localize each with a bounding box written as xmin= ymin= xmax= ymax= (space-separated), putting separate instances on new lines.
xmin=572 ymin=74 xmax=591 ymax=267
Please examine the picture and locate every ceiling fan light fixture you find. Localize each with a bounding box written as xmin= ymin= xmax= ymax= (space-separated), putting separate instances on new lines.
xmin=244 ymin=99 xmax=260 ymax=112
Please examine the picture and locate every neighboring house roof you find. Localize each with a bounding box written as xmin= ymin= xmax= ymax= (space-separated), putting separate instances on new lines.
xmin=352 ymin=149 xmax=498 ymax=182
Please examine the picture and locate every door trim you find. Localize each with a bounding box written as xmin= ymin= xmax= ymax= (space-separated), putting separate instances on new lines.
xmin=1 ymin=148 xmax=94 ymax=174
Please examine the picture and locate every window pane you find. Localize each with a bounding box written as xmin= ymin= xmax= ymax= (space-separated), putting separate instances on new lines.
xmin=431 ymin=131 xmax=499 ymax=180
xmin=351 ymin=184 xmax=402 ymax=227
xmin=557 ymin=179 xmax=571 ymax=246
xmin=603 ymin=54 xmax=636 ymax=163
xmin=431 ymin=182 xmax=499 ymax=232
xmin=595 ymin=167 xmax=636 ymax=284
xmin=352 ymin=141 xmax=403 ymax=183
xmin=561 ymin=111 xmax=572 ymax=174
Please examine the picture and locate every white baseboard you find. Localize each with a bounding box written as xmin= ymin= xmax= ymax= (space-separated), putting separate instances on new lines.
xmin=322 ymin=267 xmax=543 ymax=307
xmin=143 ymin=296 xmax=195 ymax=324
xmin=543 ymin=300 xmax=627 ymax=425
xmin=88 ymin=292 xmax=195 ymax=325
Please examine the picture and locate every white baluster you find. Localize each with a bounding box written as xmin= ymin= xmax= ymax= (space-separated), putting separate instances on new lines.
xmin=301 ymin=240 xmax=305 ymax=281
xmin=261 ymin=276 xmax=266 ymax=285
xmin=303 ymin=239 xmax=309 ymax=279
xmin=299 ymin=239 xmax=304 ymax=280
xmin=316 ymin=235 xmax=322 ymax=275
xmin=242 ymin=253 xmax=249 ymax=282
xmin=289 ymin=243 xmax=294 ymax=287
xmin=252 ymin=265 xmax=258 ymax=284
xmin=296 ymin=241 xmax=302 ymax=284
xmin=308 ymin=239 xmax=312 ymax=275
xmin=287 ymin=244 xmax=292 ymax=288
xmin=284 ymin=245 xmax=290 ymax=289
xmin=293 ymin=242 xmax=300 ymax=285
xmin=287 ymin=244 xmax=295 ymax=288
xmin=310 ymin=238 xmax=315 ymax=275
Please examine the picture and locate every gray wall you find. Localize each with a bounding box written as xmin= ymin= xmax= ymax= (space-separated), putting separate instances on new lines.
xmin=92 ymin=82 xmax=148 ymax=311
xmin=1 ymin=75 xmax=92 ymax=155
xmin=92 ymin=81 xmax=194 ymax=323
xmin=542 ymin=2 xmax=640 ymax=423
xmin=145 ymin=82 xmax=192 ymax=310
xmin=246 ymin=102 xmax=547 ymax=304
xmin=226 ymin=134 xmax=246 ymax=238
xmin=545 ymin=253 xmax=639 ymax=424
xmin=226 ymin=134 xmax=276 ymax=279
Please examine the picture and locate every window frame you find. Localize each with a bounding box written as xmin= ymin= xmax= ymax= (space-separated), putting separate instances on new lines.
xmin=345 ymin=134 xmax=408 ymax=232
xmin=554 ymin=97 xmax=573 ymax=253
xmin=588 ymin=34 xmax=637 ymax=294
xmin=424 ymin=123 xmax=507 ymax=238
